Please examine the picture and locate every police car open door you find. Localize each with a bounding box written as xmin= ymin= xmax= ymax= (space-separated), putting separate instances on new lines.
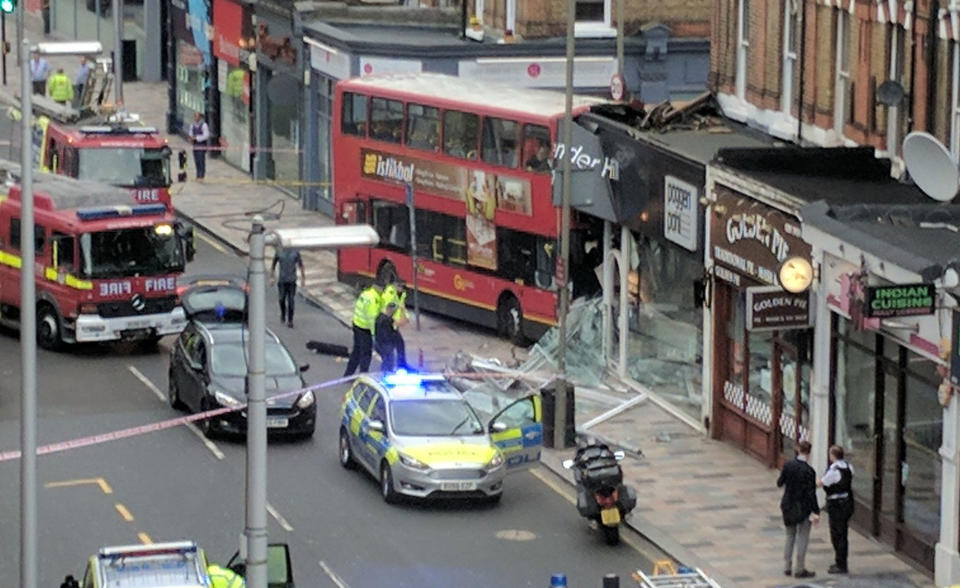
xmin=488 ymin=395 xmax=543 ymax=471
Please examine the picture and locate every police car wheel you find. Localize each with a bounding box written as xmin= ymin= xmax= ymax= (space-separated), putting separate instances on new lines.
xmin=168 ymin=372 xmax=185 ymax=410
xmin=339 ymin=427 xmax=357 ymax=470
xmin=380 ymin=462 xmax=399 ymax=504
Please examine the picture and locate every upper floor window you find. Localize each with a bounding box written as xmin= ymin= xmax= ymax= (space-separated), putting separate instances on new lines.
xmin=370 ymin=97 xmax=403 ymax=144
xmin=575 ymin=0 xmax=613 ymax=36
xmin=736 ymin=0 xmax=750 ymax=99
xmin=951 ymin=41 xmax=960 ymax=159
xmin=781 ymin=0 xmax=800 ymax=115
xmin=341 ymin=92 xmax=368 ymax=136
xmin=834 ymin=10 xmax=851 ymax=136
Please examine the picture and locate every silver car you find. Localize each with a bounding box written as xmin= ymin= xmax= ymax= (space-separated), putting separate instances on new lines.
xmin=337 ymin=372 xmax=543 ymax=504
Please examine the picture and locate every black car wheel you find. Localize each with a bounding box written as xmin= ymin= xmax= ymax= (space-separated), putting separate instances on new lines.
xmin=380 ymin=461 xmax=399 ymax=504
xmin=168 ymin=371 xmax=185 ymax=410
xmin=36 ymin=303 xmax=63 ymax=351
xmin=199 ymin=403 xmax=216 ymax=439
xmin=339 ymin=428 xmax=356 ymax=470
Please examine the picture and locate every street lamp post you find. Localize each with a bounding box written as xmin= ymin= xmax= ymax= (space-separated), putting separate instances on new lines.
xmin=244 ymin=220 xmax=378 ymax=588
xmin=18 ymin=38 xmax=103 ymax=588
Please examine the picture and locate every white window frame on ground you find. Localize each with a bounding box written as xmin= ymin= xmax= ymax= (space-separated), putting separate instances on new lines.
xmin=506 ymin=0 xmax=516 ymax=33
xmin=473 ymin=0 xmax=484 ymax=23
xmin=575 ymin=0 xmax=615 ymax=38
xmin=736 ymin=0 xmax=750 ymax=100
xmin=834 ymin=8 xmax=851 ymax=138
xmin=781 ymin=0 xmax=799 ymax=114
xmin=951 ymin=41 xmax=960 ymax=160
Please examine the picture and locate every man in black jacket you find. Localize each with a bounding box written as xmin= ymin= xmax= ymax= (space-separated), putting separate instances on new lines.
xmin=777 ymin=439 xmax=820 ymax=578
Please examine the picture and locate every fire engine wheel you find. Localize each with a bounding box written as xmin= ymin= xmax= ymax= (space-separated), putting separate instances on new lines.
xmin=496 ymin=295 xmax=526 ymax=345
xmin=377 ymin=261 xmax=398 ymax=286
xmin=36 ymin=304 xmax=63 ymax=351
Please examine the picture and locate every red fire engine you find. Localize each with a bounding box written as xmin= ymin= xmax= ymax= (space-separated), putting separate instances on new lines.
xmin=0 ymin=170 xmax=193 ymax=350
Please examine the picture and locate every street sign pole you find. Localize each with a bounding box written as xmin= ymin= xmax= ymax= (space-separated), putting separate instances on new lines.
xmin=406 ymin=182 xmax=421 ymax=331
xmin=113 ymin=0 xmax=123 ymax=106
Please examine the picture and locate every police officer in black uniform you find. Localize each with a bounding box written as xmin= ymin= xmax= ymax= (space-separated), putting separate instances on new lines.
xmin=819 ymin=444 xmax=855 ymax=574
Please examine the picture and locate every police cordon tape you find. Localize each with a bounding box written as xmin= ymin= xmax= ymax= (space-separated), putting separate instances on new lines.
xmin=0 ymin=370 xmax=552 ymax=463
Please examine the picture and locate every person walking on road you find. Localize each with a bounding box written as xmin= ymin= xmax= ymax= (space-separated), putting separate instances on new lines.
xmin=73 ymin=56 xmax=92 ymax=107
xmin=270 ymin=246 xmax=305 ymax=328
xmin=206 ymin=563 xmax=245 ymax=588
xmin=47 ymin=68 xmax=74 ymax=105
xmin=189 ymin=111 xmax=211 ymax=181
xmin=777 ymin=439 xmax=820 ymax=579
xmin=30 ymin=55 xmax=50 ymax=95
xmin=380 ymin=280 xmax=408 ymax=369
xmin=343 ymin=280 xmax=382 ymax=377
xmin=375 ymin=301 xmax=400 ymax=372
xmin=819 ymin=444 xmax=855 ymax=574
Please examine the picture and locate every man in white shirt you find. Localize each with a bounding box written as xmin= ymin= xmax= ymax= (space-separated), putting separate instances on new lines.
xmin=188 ymin=112 xmax=211 ymax=181
xmin=30 ymin=55 xmax=50 ymax=95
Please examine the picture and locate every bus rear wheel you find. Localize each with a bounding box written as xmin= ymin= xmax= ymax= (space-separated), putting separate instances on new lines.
xmin=496 ymin=295 xmax=526 ymax=345
xmin=37 ymin=304 xmax=63 ymax=351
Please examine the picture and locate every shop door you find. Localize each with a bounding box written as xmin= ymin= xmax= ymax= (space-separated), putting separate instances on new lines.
xmin=774 ymin=336 xmax=812 ymax=467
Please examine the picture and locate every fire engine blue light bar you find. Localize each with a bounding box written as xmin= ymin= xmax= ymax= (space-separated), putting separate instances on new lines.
xmin=76 ymin=203 xmax=167 ymax=220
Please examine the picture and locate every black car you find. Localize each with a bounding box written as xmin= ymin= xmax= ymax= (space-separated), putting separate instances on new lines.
xmin=167 ymin=278 xmax=316 ymax=439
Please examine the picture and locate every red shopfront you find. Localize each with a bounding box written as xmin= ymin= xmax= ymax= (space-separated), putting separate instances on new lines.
xmin=709 ymin=184 xmax=814 ymax=467
xmin=213 ymin=0 xmax=254 ymax=172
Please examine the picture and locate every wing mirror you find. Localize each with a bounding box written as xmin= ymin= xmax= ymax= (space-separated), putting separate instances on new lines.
xmin=369 ymin=420 xmax=385 ymax=432
xmin=490 ymin=422 xmax=507 ymax=433
xmin=614 ymin=450 xmax=625 ymax=461
xmin=299 ymin=363 xmax=310 ymax=373
xmin=562 ymin=459 xmax=574 ymax=469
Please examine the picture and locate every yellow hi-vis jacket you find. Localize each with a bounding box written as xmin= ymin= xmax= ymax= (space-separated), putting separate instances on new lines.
xmin=207 ymin=564 xmax=245 ymax=588
xmin=380 ymin=284 xmax=408 ymax=324
xmin=352 ymin=286 xmax=381 ymax=331
xmin=47 ymin=72 xmax=74 ymax=102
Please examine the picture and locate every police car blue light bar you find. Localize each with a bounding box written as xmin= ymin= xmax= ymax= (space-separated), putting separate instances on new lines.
xmin=383 ymin=370 xmax=445 ymax=387
xmin=76 ymin=203 xmax=167 ymax=220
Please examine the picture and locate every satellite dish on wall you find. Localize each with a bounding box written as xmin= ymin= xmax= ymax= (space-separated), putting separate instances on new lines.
xmin=876 ymin=80 xmax=905 ymax=107
xmin=902 ymin=131 xmax=960 ymax=202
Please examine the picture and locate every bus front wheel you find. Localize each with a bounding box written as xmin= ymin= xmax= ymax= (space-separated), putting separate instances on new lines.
xmin=496 ymin=295 xmax=526 ymax=345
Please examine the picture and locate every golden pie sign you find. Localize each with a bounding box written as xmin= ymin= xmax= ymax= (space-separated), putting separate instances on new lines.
xmin=779 ymin=256 xmax=813 ymax=293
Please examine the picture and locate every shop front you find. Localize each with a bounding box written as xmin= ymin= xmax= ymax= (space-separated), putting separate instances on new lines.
xmin=254 ymin=7 xmax=301 ymax=187
xmin=168 ymin=0 xmax=215 ymax=137
xmin=213 ymin=0 xmax=253 ymax=172
xmin=706 ymin=182 xmax=814 ymax=466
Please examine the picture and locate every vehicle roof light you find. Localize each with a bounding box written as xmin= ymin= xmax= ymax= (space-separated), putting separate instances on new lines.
xmin=76 ymin=203 xmax=167 ymax=220
xmin=383 ymin=370 xmax=422 ymax=387
xmin=78 ymin=125 xmax=158 ymax=135
xmin=154 ymin=223 xmax=174 ymax=236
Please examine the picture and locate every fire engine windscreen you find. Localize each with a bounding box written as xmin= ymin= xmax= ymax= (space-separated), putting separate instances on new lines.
xmin=79 ymin=227 xmax=184 ymax=278
xmin=77 ymin=148 xmax=172 ymax=187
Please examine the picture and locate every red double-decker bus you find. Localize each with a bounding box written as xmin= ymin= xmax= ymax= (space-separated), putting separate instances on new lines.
xmin=333 ymin=73 xmax=604 ymax=343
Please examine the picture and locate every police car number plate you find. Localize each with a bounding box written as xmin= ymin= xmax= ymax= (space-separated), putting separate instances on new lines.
xmin=440 ymin=481 xmax=477 ymax=491
xmin=266 ymin=417 xmax=288 ymax=428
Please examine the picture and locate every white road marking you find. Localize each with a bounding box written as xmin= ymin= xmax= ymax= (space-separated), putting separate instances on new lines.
xmin=267 ymin=502 xmax=294 ymax=532
xmin=127 ymin=365 xmax=225 ymax=460
xmin=196 ymin=231 xmax=229 ymax=254
xmin=319 ymin=560 xmax=350 ymax=588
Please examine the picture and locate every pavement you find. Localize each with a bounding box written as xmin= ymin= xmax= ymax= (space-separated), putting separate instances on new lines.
xmin=14 ymin=12 xmax=937 ymax=587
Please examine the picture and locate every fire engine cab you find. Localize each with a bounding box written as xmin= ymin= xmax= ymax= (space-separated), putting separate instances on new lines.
xmin=0 ymin=169 xmax=193 ymax=350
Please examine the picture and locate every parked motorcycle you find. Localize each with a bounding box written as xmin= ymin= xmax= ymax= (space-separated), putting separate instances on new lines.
xmin=563 ymin=440 xmax=637 ymax=545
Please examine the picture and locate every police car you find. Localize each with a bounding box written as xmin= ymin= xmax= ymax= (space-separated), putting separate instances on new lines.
xmin=338 ymin=371 xmax=543 ymax=503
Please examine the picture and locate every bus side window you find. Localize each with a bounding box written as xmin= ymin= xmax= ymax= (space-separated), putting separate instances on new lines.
xmin=341 ymin=92 xmax=368 ymax=136
xmin=443 ymin=110 xmax=479 ymax=160
xmin=481 ymin=117 xmax=520 ymax=168
xmin=372 ymin=199 xmax=409 ymax=250
xmin=370 ymin=97 xmax=403 ymax=143
xmin=406 ymin=103 xmax=440 ymax=152
xmin=496 ymin=227 xmax=536 ymax=286
xmin=52 ymin=232 xmax=76 ymax=271
xmin=522 ymin=124 xmax=552 ymax=173
xmin=415 ymin=209 xmax=465 ymax=266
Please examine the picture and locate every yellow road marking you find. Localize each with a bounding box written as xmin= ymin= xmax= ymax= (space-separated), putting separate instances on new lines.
xmin=44 ymin=477 xmax=113 ymax=494
xmin=114 ymin=503 xmax=135 ymax=522
xmin=196 ymin=231 xmax=228 ymax=254
xmin=530 ymin=467 xmax=659 ymax=561
xmin=138 ymin=532 xmax=153 ymax=545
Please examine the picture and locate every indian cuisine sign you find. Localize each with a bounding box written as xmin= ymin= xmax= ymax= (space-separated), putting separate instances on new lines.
xmin=864 ymin=283 xmax=935 ymax=318
xmin=361 ymin=148 xmax=533 ymax=271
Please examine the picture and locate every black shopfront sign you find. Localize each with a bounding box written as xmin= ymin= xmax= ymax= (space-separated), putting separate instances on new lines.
xmin=864 ymin=283 xmax=935 ymax=318
xmin=746 ymin=286 xmax=812 ymax=331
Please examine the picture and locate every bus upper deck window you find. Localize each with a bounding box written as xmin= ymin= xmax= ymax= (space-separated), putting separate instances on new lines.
xmin=482 ymin=117 xmax=520 ymax=168
xmin=371 ymin=97 xmax=403 ymax=143
xmin=522 ymin=124 xmax=551 ymax=173
xmin=443 ymin=110 xmax=479 ymax=160
xmin=341 ymin=93 xmax=368 ymax=136
xmin=406 ymin=104 xmax=440 ymax=152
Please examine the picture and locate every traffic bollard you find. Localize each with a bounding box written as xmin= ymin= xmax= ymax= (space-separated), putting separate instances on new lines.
xmin=602 ymin=573 xmax=619 ymax=588
xmin=550 ymin=573 xmax=567 ymax=587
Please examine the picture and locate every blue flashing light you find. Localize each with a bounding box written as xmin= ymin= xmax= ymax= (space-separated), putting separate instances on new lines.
xmin=76 ymin=203 xmax=167 ymax=221
xmin=383 ymin=370 xmax=422 ymax=387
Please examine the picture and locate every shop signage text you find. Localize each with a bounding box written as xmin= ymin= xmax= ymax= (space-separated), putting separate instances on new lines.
xmin=664 ymin=175 xmax=698 ymax=252
xmin=864 ymin=283 xmax=935 ymax=318
xmin=745 ymin=286 xmax=812 ymax=331
xmin=552 ymin=143 xmax=620 ymax=180
xmin=709 ymin=186 xmax=810 ymax=287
